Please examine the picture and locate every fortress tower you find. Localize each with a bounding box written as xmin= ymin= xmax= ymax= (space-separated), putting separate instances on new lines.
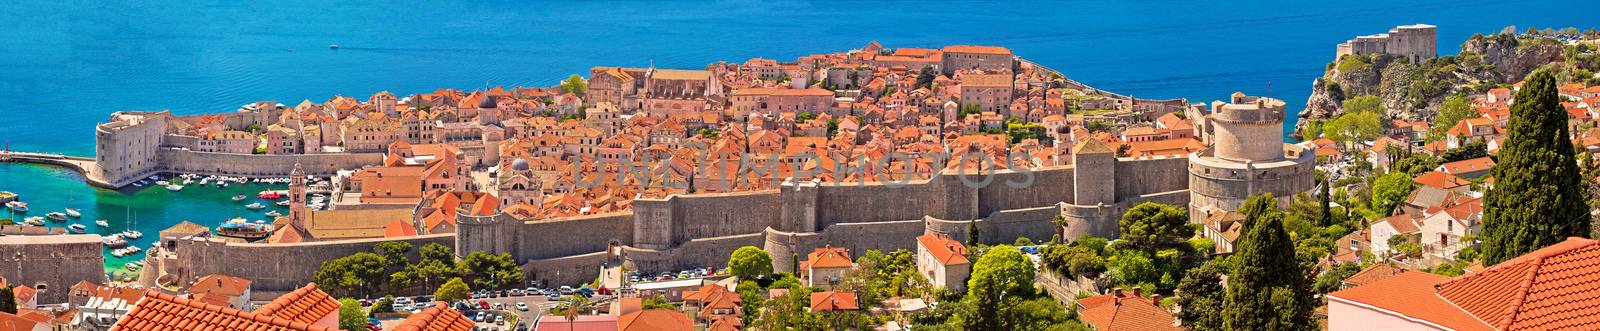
xmin=1187 ymin=93 xmax=1316 ymax=222
xmin=288 ymin=163 xmax=307 ymax=230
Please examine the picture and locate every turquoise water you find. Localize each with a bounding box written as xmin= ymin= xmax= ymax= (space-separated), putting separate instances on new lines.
xmin=1 ymin=163 xmax=287 ymax=278
xmin=0 ymin=1 xmax=1592 ymax=275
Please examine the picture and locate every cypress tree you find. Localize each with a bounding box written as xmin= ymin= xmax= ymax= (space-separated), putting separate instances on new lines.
xmin=1319 ymin=175 xmax=1332 ymax=227
xmin=1480 ymin=69 xmax=1591 ymax=265
xmin=967 ymin=219 xmax=981 ymax=246
xmin=0 ymin=286 xmax=14 ymax=314
xmin=1224 ymin=193 xmax=1313 ymax=330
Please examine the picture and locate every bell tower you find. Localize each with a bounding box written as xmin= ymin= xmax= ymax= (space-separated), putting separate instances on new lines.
xmin=289 ymin=163 xmax=307 ymax=229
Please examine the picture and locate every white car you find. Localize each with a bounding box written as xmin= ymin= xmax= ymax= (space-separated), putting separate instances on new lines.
xmin=516 ymin=302 xmax=528 ymax=311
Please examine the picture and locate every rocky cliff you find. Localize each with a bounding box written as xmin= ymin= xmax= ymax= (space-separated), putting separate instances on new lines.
xmin=1297 ymin=33 xmax=1567 ymax=133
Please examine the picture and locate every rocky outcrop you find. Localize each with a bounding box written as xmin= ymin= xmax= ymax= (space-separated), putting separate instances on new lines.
xmin=1296 ymin=33 xmax=1568 ymax=134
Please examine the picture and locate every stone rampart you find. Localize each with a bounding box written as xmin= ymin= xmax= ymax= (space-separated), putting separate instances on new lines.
xmin=156 ymin=149 xmax=384 ymax=177
xmin=513 ymin=213 xmax=633 ymax=261
xmin=523 ymin=251 xmax=610 ymax=288
xmin=170 ymin=234 xmax=455 ymax=298
xmin=0 ymin=235 xmax=105 ymax=304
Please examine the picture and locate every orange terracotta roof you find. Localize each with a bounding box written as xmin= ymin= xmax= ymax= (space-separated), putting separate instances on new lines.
xmin=1441 ymin=157 xmax=1495 ymax=175
xmin=188 ymin=274 xmax=252 ymax=299
xmin=1413 ymin=171 xmax=1471 ymax=190
xmin=805 ymin=246 xmax=853 ymax=269
xmin=809 ymin=291 xmax=860 ymax=311
xmin=617 ymin=309 xmax=692 ymax=331
xmin=1329 ymin=271 xmax=1489 ymax=330
xmin=1341 ymin=263 xmax=1406 ymax=287
xmin=384 ymin=218 xmax=419 ymax=237
xmin=1436 ymin=237 xmax=1600 ymax=330
xmin=253 ymin=283 xmax=341 ymax=326
xmin=392 ymin=303 xmax=474 ymax=331
xmin=0 ymin=312 xmax=40 ymax=331
xmin=1076 ymin=291 xmax=1180 ymax=331
xmin=468 ymin=193 xmax=500 ymax=216
xmin=915 ymin=234 xmax=970 ymax=266
xmin=942 ymin=45 xmax=1012 ymax=55
xmin=113 ymin=291 xmax=336 ymax=331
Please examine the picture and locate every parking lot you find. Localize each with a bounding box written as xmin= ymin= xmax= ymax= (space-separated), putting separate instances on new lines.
xmin=373 ymin=288 xmax=600 ymax=331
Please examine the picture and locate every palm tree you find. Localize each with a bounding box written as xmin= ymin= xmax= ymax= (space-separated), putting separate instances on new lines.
xmin=555 ymin=295 xmax=591 ymax=331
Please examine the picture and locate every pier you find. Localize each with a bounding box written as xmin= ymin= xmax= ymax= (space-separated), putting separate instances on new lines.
xmin=0 ymin=150 xmax=116 ymax=188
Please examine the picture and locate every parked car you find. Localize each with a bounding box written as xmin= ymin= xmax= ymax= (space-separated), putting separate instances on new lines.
xmin=474 ymin=312 xmax=486 ymax=322
xmin=508 ymin=289 xmax=523 ymax=296
xmin=516 ymin=302 xmax=528 ymax=311
xmin=559 ymin=286 xmax=574 ymax=294
xmin=394 ymin=297 xmax=413 ymax=306
xmin=546 ymin=292 xmax=560 ymax=300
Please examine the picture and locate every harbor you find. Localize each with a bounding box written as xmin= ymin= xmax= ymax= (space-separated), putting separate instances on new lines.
xmin=0 ymin=162 xmax=336 ymax=279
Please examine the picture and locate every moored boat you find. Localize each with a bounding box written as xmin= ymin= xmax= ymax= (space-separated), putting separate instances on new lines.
xmin=65 ymin=208 xmax=81 ymax=218
xmin=95 ymin=219 xmax=110 ymax=227
xmin=103 ymin=234 xmax=128 ymax=247
xmin=5 ymin=201 xmax=27 ymax=213
xmin=216 ymin=217 xmax=274 ymax=240
xmin=46 ymin=212 xmax=68 ymax=221
xmin=232 ymin=195 xmax=247 ymax=201
xmin=68 ymin=224 xmax=87 ymax=233
xmin=264 ymin=210 xmax=282 ymax=217
xmin=257 ymin=191 xmax=284 ymax=200
xmin=122 ymin=230 xmax=143 ymax=240
xmin=22 ymin=216 xmax=44 ymax=226
xmin=245 ymin=202 xmax=266 ymax=210
xmin=276 ymin=200 xmax=291 ymax=206
xmin=166 ymin=184 xmax=184 ymax=191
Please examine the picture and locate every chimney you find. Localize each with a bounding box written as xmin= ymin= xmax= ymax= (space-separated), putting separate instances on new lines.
xmin=1151 ymin=294 xmax=1162 ymax=304
xmin=1132 ymin=287 xmax=1142 ymax=298
xmin=1112 ymin=288 xmax=1123 ymax=297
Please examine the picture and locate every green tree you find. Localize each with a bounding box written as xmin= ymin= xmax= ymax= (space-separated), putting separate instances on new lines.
xmin=1481 ymin=70 xmax=1592 ymax=265
xmin=374 ymin=241 xmax=413 ymax=271
xmin=736 ymin=280 xmax=764 ymax=326
xmin=1224 ymin=194 xmax=1313 ymax=330
xmin=1175 ymin=259 xmax=1226 ymax=331
xmin=434 ymin=277 xmax=470 ymax=303
xmin=0 ymin=286 xmax=14 ymax=314
xmin=1108 ymin=250 xmax=1158 ymax=287
xmin=967 ymin=219 xmax=981 ymax=246
xmin=1370 ymin=171 xmax=1414 ymax=215
xmin=338 ymin=298 xmax=366 ymax=330
xmin=1341 ymin=95 xmax=1384 ymax=114
xmin=1118 ymin=202 xmax=1191 ymax=251
xmin=553 ymin=295 xmax=593 ymax=329
xmin=727 ymin=246 xmax=774 ymax=280
xmin=315 ymin=253 xmax=389 ymax=298
xmin=965 ymin=245 xmax=1035 ymax=330
xmin=1314 ymin=263 xmax=1364 ymax=294
xmin=641 ymin=295 xmax=676 ymax=310
xmin=562 ymin=74 xmax=587 ymax=95
xmin=1323 ymin=111 xmax=1381 ymax=149
xmin=1429 ymin=95 xmax=1476 ymax=142
xmin=455 ymin=252 xmax=523 ymax=290
xmin=797 ymin=111 xmax=817 ymax=122
xmin=1440 ymin=141 xmax=1488 ymax=163
xmin=1041 ymin=244 xmax=1105 ymax=277
xmin=369 ymin=296 xmax=395 ymax=317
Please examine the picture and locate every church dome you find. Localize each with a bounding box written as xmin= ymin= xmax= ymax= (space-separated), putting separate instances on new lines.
xmin=511 ymin=158 xmax=530 ymax=171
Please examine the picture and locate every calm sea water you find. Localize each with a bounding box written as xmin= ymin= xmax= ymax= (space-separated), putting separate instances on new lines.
xmin=0 ymin=0 xmax=1589 ymax=275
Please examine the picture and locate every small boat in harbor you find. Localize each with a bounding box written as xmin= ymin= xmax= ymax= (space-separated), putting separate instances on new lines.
xmin=329 ymin=44 xmax=340 ymax=49
xmin=46 ymin=212 xmax=68 ymax=221
xmin=232 ymin=195 xmax=247 ymax=202
xmin=122 ymin=230 xmax=144 ymax=240
xmin=216 ymin=218 xmax=274 ymax=240
xmin=125 ymin=262 xmax=143 ymax=271
xmin=5 ymin=201 xmax=28 ymax=213
xmin=65 ymin=208 xmax=81 ymax=218
xmin=68 ymin=224 xmax=87 ymax=233
xmin=276 ymin=200 xmax=291 ymax=206
xmin=166 ymin=184 xmax=184 ymax=191
xmin=264 ymin=210 xmax=282 ymax=217
xmin=245 ymin=202 xmax=266 ymax=210
xmin=156 ymin=180 xmax=170 ymax=186
xmin=111 ymin=246 xmax=143 ymax=257
xmin=96 ymin=219 xmax=110 ymax=227
xmin=257 ymin=191 xmax=284 ymax=200
xmin=103 ymin=234 xmax=128 ymax=247
xmin=22 ymin=216 xmax=45 ymax=226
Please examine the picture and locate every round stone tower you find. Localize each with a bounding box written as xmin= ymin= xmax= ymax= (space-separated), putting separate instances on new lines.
xmin=1188 ymin=93 xmax=1316 ymax=222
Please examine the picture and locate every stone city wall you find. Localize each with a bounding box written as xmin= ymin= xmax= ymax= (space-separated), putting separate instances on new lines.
xmin=170 ymin=234 xmax=455 ymax=299
xmin=1113 ymin=155 xmax=1190 ymax=200
xmin=0 ymin=235 xmax=105 ymax=304
xmin=512 ymin=213 xmax=633 ymax=261
xmin=156 ymin=149 xmax=384 ymax=178
xmin=625 ymin=233 xmax=766 ymax=274
xmin=522 ymin=251 xmax=610 ymax=288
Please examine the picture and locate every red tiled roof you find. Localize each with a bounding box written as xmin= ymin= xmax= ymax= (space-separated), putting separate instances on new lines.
xmin=1076 ymin=291 xmax=1181 ymax=331
xmin=112 ymin=291 xmax=337 ymax=331
xmin=1341 ymin=263 xmax=1406 ymax=287
xmin=1413 ymin=171 xmax=1471 ymax=190
xmin=1437 ymin=237 xmax=1600 ymax=330
xmin=253 ymin=283 xmax=341 ymax=326
xmin=916 ymin=234 xmax=970 ymax=266
xmin=1441 ymin=156 xmax=1495 ymax=175
xmin=0 ymin=312 xmax=39 ymax=331
xmin=1332 ymin=237 xmax=1600 ymax=330
xmin=392 ymin=303 xmax=474 ymax=331
xmin=809 ymin=291 xmax=860 ymax=311
xmin=942 ymin=45 xmax=1013 ymax=55
xmin=189 ymin=274 xmax=252 ymax=299
xmin=384 ymin=218 xmax=418 ymax=237
xmin=617 ymin=309 xmax=692 ymax=331
xmin=805 ymin=246 xmax=853 ymax=269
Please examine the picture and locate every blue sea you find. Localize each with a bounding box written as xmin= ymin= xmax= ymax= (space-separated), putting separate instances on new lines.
xmin=0 ymin=0 xmax=1590 ymax=274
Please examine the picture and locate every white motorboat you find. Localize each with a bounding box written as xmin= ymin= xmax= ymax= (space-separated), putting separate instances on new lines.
xmin=276 ymin=200 xmax=291 ymax=206
xmin=155 ymin=180 xmax=170 ymax=186
xmin=264 ymin=210 xmax=282 ymax=217
xmin=68 ymin=224 xmax=87 ymax=233
xmin=22 ymin=216 xmax=45 ymax=226
xmin=233 ymin=195 xmax=247 ymax=201
xmin=96 ymin=219 xmax=110 ymax=227
xmin=166 ymin=184 xmax=184 ymax=191
xmin=65 ymin=208 xmax=81 ymax=218
xmin=46 ymin=212 xmax=68 ymax=221
xmin=102 ymin=234 xmax=128 ymax=247
xmin=122 ymin=230 xmax=144 ymax=240
xmin=5 ymin=201 xmax=27 ymax=213
xmin=245 ymin=202 xmax=266 ymax=210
